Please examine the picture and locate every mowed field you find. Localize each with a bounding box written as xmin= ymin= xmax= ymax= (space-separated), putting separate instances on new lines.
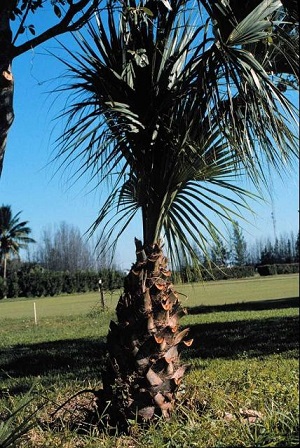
xmin=0 ymin=273 xmax=298 ymax=320
xmin=0 ymin=274 xmax=299 ymax=447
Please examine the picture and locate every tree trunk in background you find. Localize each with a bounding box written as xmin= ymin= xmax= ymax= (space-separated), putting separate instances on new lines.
xmin=0 ymin=1 xmax=14 ymax=175
xmin=97 ymin=239 xmax=193 ymax=431
xmin=0 ymin=69 xmax=14 ymax=175
xmin=0 ymin=0 xmax=97 ymax=177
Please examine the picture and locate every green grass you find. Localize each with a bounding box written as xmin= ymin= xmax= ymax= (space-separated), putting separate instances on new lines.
xmin=0 ymin=290 xmax=120 ymax=320
xmin=179 ymin=273 xmax=299 ymax=306
xmin=0 ymin=273 xmax=298 ymax=320
xmin=0 ymin=274 xmax=298 ymax=447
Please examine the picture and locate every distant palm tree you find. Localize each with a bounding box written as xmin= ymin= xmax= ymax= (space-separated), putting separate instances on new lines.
xmin=0 ymin=205 xmax=35 ymax=297
xmin=55 ymin=0 xmax=299 ymax=428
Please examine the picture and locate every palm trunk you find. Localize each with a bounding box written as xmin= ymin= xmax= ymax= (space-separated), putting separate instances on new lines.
xmin=97 ymin=239 xmax=192 ymax=431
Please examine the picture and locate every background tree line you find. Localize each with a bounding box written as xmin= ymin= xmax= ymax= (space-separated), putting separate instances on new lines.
xmin=197 ymin=221 xmax=299 ymax=268
xmin=31 ymin=220 xmax=299 ymax=272
xmin=0 ymin=219 xmax=125 ymax=299
xmin=177 ymin=221 xmax=299 ymax=282
xmin=1 ymin=218 xmax=298 ymax=299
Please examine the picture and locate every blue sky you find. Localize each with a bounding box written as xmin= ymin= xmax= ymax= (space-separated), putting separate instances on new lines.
xmin=0 ymin=35 xmax=299 ymax=270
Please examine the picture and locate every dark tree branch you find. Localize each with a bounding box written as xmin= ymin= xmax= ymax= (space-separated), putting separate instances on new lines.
xmin=12 ymin=0 xmax=34 ymax=46
xmin=0 ymin=0 xmax=100 ymax=176
xmin=12 ymin=0 xmax=100 ymax=59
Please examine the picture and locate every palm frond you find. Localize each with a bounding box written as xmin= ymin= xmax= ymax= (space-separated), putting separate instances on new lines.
xmin=54 ymin=0 xmax=298 ymax=266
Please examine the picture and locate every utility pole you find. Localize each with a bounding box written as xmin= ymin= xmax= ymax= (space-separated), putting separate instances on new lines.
xmin=271 ymin=192 xmax=277 ymax=242
xmin=271 ymin=210 xmax=277 ymax=241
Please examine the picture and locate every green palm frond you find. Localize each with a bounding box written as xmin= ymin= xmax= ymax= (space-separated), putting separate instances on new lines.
xmin=0 ymin=205 xmax=35 ymax=260
xmin=0 ymin=383 xmax=46 ymax=448
xmin=227 ymin=0 xmax=282 ymax=44
xmin=54 ymin=0 xmax=298 ymax=268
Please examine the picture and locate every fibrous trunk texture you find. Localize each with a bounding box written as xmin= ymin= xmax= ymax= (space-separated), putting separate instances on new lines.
xmin=97 ymin=239 xmax=193 ymax=431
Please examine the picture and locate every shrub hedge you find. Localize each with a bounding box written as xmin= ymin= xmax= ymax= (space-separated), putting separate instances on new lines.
xmin=1 ymin=263 xmax=298 ymax=299
xmin=176 ymin=263 xmax=299 ymax=282
xmin=202 ymin=265 xmax=256 ymax=281
xmin=257 ymin=263 xmax=299 ymax=276
xmin=176 ymin=265 xmax=256 ymax=283
xmin=0 ymin=268 xmax=125 ymax=299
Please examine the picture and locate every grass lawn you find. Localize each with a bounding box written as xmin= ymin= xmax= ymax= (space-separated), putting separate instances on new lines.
xmin=0 ymin=274 xmax=298 ymax=447
xmin=0 ymin=273 xmax=298 ymax=320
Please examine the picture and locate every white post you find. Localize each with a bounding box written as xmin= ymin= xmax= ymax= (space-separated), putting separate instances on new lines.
xmin=33 ymin=302 xmax=37 ymax=325
xmin=99 ymin=278 xmax=105 ymax=310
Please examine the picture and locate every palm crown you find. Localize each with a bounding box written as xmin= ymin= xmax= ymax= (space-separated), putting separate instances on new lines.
xmin=0 ymin=205 xmax=35 ymax=284
xmin=55 ymin=0 xmax=299 ymax=268
xmin=0 ymin=205 xmax=35 ymax=259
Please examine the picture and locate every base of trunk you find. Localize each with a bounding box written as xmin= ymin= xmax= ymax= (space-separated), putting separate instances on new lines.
xmin=96 ymin=239 xmax=192 ymax=431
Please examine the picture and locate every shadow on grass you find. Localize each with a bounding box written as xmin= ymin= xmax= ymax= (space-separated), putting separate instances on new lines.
xmin=1 ymin=297 xmax=299 ymax=395
xmin=184 ymin=314 xmax=299 ymax=360
xmin=183 ymin=296 xmax=299 ymax=360
xmin=187 ymin=296 xmax=299 ymax=315
xmin=0 ymin=338 xmax=107 ymax=395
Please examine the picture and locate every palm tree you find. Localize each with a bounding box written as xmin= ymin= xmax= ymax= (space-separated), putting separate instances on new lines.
xmin=0 ymin=205 xmax=35 ymax=297
xmin=54 ymin=0 xmax=299 ymax=428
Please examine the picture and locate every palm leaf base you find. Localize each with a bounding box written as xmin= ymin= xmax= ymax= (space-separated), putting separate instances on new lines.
xmin=96 ymin=239 xmax=192 ymax=431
